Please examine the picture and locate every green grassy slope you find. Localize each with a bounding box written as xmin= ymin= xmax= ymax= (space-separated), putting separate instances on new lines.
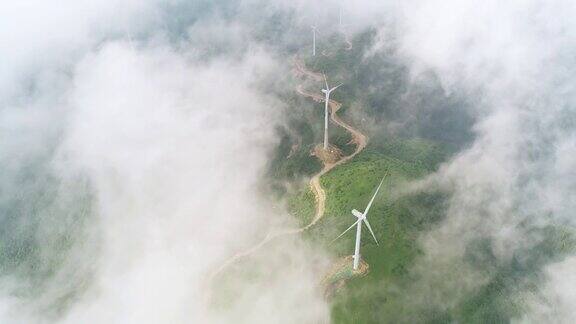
xmin=274 ymin=28 xmax=575 ymax=323
xmin=287 ymin=138 xmax=448 ymax=323
xmin=288 ymin=139 xmax=576 ymax=323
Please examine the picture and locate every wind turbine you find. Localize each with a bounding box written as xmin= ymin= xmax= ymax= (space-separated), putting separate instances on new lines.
xmin=321 ymin=75 xmax=342 ymax=150
xmin=334 ymin=176 xmax=386 ymax=270
xmin=311 ymin=25 xmax=317 ymax=56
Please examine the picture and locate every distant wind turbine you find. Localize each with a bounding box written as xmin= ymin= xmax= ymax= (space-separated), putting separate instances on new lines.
xmin=321 ymin=75 xmax=342 ymax=150
xmin=311 ymin=25 xmax=317 ymax=56
xmin=334 ymin=176 xmax=386 ymax=270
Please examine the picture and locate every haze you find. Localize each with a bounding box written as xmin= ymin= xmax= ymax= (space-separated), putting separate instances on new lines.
xmin=1 ymin=0 xmax=575 ymax=323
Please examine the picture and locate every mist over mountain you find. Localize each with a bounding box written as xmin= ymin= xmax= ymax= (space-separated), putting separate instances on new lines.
xmin=1 ymin=0 xmax=575 ymax=323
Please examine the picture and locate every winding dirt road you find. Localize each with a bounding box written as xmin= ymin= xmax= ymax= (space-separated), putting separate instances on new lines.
xmin=209 ymin=55 xmax=367 ymax=283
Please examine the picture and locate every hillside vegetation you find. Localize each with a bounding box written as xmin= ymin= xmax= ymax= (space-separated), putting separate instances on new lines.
xmin=257 ymin=29 xmax=576 ymax=323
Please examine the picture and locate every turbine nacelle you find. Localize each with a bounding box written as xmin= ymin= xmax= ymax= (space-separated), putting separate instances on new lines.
xmin=322 ymin=74 xmax=343 ymax=95
xmin=352 ymin=209 xmax=364 ymax=219
xmin=322 ymin=86 xmax=341 ymax=97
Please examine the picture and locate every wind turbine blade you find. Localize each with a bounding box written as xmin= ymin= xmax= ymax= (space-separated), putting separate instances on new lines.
xmin=323 ymin=74 xmax=329 ymax=90
xmin=330 ymin=83 xmax=343 ymax=92
xmin=363 ymin=176 xmax=386 ymax=216
xmin=332 ymin=219 xmax=360 ymax=242
xmin=363 ymin=218 xmax=379 ymax=245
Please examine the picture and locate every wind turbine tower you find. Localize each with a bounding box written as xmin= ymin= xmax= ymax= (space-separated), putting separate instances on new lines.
xmin=311 ymin=25 xmax=317 ymax=56
xmin=321 ymin=75 xmax=342 ymax=150
xmin=334 ymin=176 xmax=386 ymax=270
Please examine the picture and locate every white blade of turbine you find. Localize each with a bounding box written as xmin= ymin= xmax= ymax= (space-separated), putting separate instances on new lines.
xmin=323 ymin=73 xmax=329 ymax=90
xmin=312 ymin=26 xmax=323 ymax=35
xmin=332 ymin=219 xmax=360 ymax=242
xmin=363 ymin=176 xmax=386 ymax=216
xmin=363 ymin=218 xmax=379 ymax=245
xmin=329 ymin=83 xmax=343 ymax=93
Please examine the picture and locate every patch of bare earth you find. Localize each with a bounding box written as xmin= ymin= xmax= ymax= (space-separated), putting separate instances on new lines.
xmin=312 ymin=144 xmax=343 ymax=166
xmin=321 ymin=256 xmax=370 ymax=299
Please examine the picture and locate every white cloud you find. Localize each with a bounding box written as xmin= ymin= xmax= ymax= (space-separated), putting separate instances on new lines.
xmin=0 ymin=1 xmax=329 ymax=323
xmin=518 ymin=256 xmax=576 ymax=323
xmin=385 ymin=0 xmax=576 ymax=317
